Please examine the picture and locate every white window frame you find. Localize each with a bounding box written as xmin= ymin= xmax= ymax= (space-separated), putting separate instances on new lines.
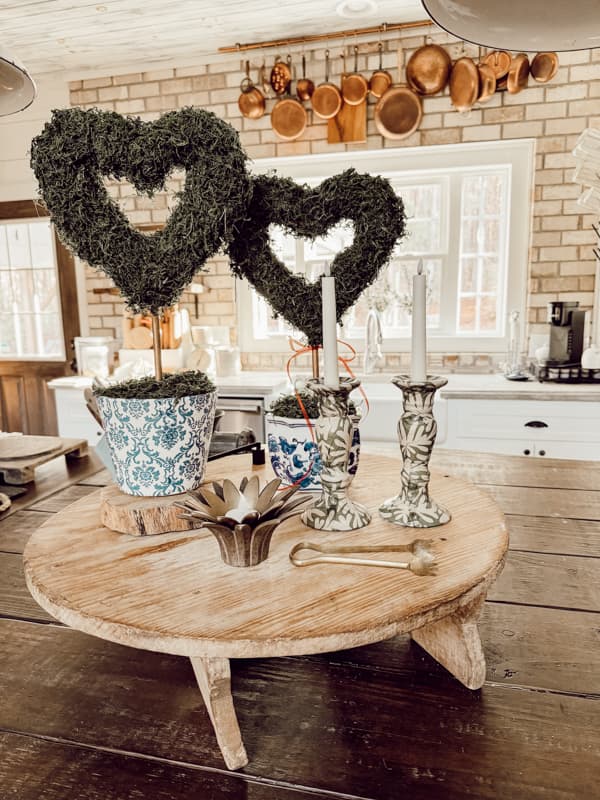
xmin=237 ymin=140 xmax=534 ymax=353
xmin=0 ymin=216 xmax=66 ymax=361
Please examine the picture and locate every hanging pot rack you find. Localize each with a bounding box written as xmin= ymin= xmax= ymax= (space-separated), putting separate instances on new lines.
xmin=218 ymin=20 xmax=433 ymax=55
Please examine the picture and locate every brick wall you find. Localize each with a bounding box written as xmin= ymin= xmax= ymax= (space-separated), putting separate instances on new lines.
xmin=69 ymin=26 xmax=600 ymax=372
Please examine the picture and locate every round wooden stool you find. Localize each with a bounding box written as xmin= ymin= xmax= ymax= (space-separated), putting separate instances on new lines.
xmin=24 ymin=454 xmax=508 ymax=770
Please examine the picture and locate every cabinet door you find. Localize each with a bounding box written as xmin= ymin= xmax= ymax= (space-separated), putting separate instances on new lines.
xmin=533 ymin=441 xmax=600 ymax=460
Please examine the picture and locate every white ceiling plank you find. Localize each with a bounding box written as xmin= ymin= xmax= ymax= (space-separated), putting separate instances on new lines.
xmin=0 ymin=0 xmax=425 ymax=74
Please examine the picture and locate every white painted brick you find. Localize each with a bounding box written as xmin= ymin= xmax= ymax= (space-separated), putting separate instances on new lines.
xmin=98 ymin=85 xmax=128 ymax=102
xmin=525 ymin=102 xmax=567 ymax=120
xmin=545 ymin=83 xmax=588 ymax=102
xmin=502 ymin=121 xmax=544 ymax=138
xmin=115 ymin=99 xmax=145 ymax=114
xmin=175 ymin=65 xmax=207 ymax=77
xmin=542 ymin=184 xmax=581 ymax=200
xmin=82 ymin=76 xmax=112 ymax=89
xmin=143 ymin=69 xmax=175 ymax=81
xmin=462 ymin=125 xmax=502 ymax=142
xmin=570 ymin=63 xmax=600 ymax=81
xmin=129 ymin=82 xmax=160 ymax=99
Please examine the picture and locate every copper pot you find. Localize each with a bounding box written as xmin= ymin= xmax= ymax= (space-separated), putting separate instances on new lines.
xmin=342 ymin=46 xmax=369 ymax=106
xmin=270 ymin=55 xmax=291 ymax=95
xmin=406 ymin=43 xmax=452 ymax=96
xmin=483 ymin=50 xmax=512 ymax=80
xmin=237 ymin=61 xmax=266 ymax=120
xmin=311 ymin=49 xmax=343 ymax=120
xmin=296 ymin=54 xmax=315 ymax=101
xmin=369 ymin=42 xmax=392 ymax=99
xmin=477 ymin=63 xmax=496 ymax=103
xmin=530 ymin=52 xmax=559 ymax=83
xmin=374 ymin=86 xmax=422 ymax=140
xmin=271 ymin=59 xmax=307 ymax=141
xmin=449 ymin=56 xmax=480 ymax=112
xmin=507 ymin=53 xmax=529 ymax=94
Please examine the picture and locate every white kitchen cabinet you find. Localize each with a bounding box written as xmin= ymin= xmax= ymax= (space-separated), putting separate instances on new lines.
xmin=442 ymin=398 xmax=600 ymax=460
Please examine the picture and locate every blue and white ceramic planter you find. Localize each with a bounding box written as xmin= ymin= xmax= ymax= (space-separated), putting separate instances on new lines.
xmin=265 ymin=414 xmax=360 ymax=492
xmin=96 ymin=391 xmax=217 ymax=496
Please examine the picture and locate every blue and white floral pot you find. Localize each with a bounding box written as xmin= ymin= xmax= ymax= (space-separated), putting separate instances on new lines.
xmin=96 ymin=391 xmax=217 ymax=496
xmin=265 ymin=414 xmax=360 ymax=492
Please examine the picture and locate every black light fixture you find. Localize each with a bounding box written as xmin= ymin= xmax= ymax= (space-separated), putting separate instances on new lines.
xmin=421 ymin=0 xmax=600 ymax=52
xmin=0 ymin=46 xmax=36 ymax=116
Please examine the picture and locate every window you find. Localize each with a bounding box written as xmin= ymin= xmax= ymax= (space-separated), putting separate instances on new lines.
xmin=237 ymin=140 xmax=533 ymax=353
xmin=0 ymin=218 xmax=66 ymax=359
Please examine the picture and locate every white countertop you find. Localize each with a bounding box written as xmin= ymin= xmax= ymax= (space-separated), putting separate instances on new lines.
xmin=360 ymin=372 xmax=600 ymax=401
xmin=438 ymin=373 xmax=600 ymax=401
xmin=48 ymin=372 xmax=291 ymax=398
xmin=48 ymin=371 xmax=600 ymax=401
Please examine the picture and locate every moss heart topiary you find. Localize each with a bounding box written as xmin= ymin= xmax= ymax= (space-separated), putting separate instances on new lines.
xmin=30 ymin=107 xmax=251 ymax=314
xmin=228 ymin=169 xmax=406 ymax=345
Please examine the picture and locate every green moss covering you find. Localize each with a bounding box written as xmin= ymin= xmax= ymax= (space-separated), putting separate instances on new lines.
xmin=228 ymin=169 xmax=406 ymax=345
xmin=270 ymin=391 xmax=356 ymax=419
xmin=30 ymin=107 xmax=251 ymax=314
xmin=94 ymin=371 xmax=215 ymax=400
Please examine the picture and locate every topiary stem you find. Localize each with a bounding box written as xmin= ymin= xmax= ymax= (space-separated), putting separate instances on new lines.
xmin=151 ymin=314 xmax=163 ymax=381
xmin=311 ymin=346 xmax=320 ymax=379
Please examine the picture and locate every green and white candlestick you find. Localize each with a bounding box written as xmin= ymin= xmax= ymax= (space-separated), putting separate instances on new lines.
xmin=301 ymin=376 xmax=371 ymax=531
xmin=379 ymin=374 xmax=451 ymax=528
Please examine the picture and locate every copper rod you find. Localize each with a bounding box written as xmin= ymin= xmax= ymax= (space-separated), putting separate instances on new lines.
xmin=151 ymin=314 xmax=163 ymax=381
xmin=218 ymin=19 xmax=433 ymax=54
xmin=311 ymin=347 xmax=320 ymax=380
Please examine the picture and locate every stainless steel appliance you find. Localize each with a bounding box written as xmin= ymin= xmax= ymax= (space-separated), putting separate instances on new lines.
xmin=216 ymin=395 xmax=267 ymax=441
xmin=547 ymin=301 xmax=586 ymax=366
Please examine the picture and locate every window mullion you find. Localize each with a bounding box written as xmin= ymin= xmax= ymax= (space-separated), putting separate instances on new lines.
xmin=442 ymin=174 xmax=461 ymax=337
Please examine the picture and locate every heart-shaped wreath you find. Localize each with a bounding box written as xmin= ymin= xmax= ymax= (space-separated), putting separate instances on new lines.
xmin=30 ymin=107 xmax=251 ymax=313
xmin=227 ymin=169 xmax=406 ymax=345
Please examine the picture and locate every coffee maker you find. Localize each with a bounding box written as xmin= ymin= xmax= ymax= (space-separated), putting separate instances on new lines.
xmin=547 ymin=301 xmax=586 ymax=365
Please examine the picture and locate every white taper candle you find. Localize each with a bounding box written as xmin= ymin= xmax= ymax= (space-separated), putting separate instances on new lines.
xmin=322 ymin=263 xmax=340 ymax=389
xmin=410 ymin=259 xmax=427 ymax=383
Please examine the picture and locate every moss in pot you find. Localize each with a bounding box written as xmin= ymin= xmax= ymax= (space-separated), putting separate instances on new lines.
xmin=94 ymin=372 xmax=217 ymax=496
xmin=265 ymin=391 xmax=360 ymax=491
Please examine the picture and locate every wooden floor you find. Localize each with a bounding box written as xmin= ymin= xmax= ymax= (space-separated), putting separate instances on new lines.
xmin=0 ymin=447 xmax=598 ymax=799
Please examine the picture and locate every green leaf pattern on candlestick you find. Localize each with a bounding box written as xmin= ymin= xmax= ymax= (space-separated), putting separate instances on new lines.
xmin=379 ymin=375 xmax=451 ymax=529
xmin=301 ymin=378 xmax=371 ymax=532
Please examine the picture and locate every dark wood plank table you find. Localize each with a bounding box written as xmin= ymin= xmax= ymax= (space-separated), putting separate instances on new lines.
xmin=0 ymin=446 xmax=598 ymax=799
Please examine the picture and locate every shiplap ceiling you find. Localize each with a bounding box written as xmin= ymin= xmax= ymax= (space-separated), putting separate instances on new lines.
xmin=0 ymin=0 xmax=426 ymax=75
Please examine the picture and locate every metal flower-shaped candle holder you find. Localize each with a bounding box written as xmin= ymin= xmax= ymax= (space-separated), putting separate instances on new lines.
xmin=176 ymin=475 xmax=311 ymax=567
xmin=379 ymin=375 xmax=451 ymax=528
xmin=301 ymin=377 xmax=371 ymax=531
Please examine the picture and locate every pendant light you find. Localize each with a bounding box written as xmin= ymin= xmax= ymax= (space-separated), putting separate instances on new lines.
xmin=421 ymin=0 xmax=600 ymax=52
xmin=0 ymin=46 xmax=36 ymax=116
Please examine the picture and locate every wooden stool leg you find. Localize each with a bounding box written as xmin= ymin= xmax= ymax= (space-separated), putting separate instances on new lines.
xmin=190 ymin=656 xmax=248 ymax=770
xmin=411 ymin=592 xmax=487 ymax=690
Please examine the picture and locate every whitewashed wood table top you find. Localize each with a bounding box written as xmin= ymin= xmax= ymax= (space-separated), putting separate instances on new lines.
xmin=23 ymin=454 xmax=508 ymax=659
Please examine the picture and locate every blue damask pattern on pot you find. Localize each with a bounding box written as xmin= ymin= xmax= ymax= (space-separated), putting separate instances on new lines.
xmin=96 ymin=391 xmax=217 ymax=496
xmin=265 ymin=414 xmax=360 ymax=491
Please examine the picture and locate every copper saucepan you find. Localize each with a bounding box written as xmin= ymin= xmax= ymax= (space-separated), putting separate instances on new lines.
xmin=477 ymin=62 xmax=496 ymax=103
xmin=483 ymin=51 xmax=512 ymax=80
xmin=449 ymin=56 xmax=480 ymax=112
xmin=374 ymin=45 xmax=423 ymax=140
xmin=342 ymin=46 xmax=369 ymax=106
xmin=238 ymin=61 xmax=266 ymax=119
xmin=406 ymin=42 xmax=451 ymax=95
xmin=270 ymin=55 xmax=291 ymax=95
xmin=531 ymin=51 xmax=559 ymax=83
xmin=507 ymin=53 xmax=529 ymax=94
xmin=271 ymin=56 xmax=308 ymax=141
xmin=311 ymin=49 xmax=343 ymax=120
xmin=296 ymin=54 xmax=315 ymax=101
xmin=369 ymin=42 xmax=392 ymax=98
